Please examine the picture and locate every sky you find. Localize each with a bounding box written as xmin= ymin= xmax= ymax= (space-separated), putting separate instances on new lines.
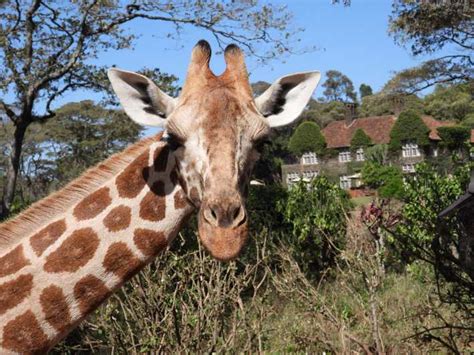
xmin=58 ymin=1 xmax=447 ymax=108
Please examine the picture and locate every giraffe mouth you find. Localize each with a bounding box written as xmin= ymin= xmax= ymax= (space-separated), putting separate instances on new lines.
xmin=197 ymin=209 xmax=249 ymax=262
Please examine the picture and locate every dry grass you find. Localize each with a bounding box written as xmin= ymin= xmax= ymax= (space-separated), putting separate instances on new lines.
xmin=53 ymin=216 xmax=473 ymax=354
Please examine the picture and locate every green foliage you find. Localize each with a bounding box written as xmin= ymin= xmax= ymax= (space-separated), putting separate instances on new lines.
xmin=389 ymin=110 xmax=430 ymax=151
xmin=322 ymin=70 xmax=357 ymax=102
xmin=423 ymin=83 xmax=474 ymax=122
xmin=359 ymin=83 xmax=373 ymax=98
xmin=391 ymin=163 xmax=474 ymax=306
xmin=387 ymin=1 xmax=472 ymax=93
xmin=361 ymin=162 xmax=404 ymax=199
xmin=253 ymin=127 xmax=293 ymax=184
xmin=301 ymin=100 xmax=346 ymax=127
xmin=462 ymin=113 xmax=474 ymax=129
xmin=288 ymin=121 xmax=326 ymax=156
xmin=365 ymin=144 xmax=389 ymax=165
xmin=397 ymin=163 xmax=466 ymax=253
xmin=359 ymin=92 xmax=423 ymax=117
xmin=279 ymin=176 xmax=351 ymax=273
xmin=350 ymin=128 xmax=372 ymax=151
xmin=437 ymin=125 xmax=471 ymax=151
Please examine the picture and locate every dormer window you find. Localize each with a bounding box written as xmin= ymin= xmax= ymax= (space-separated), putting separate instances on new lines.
xmin=301 ymin=152 xmax=318 ymax=165
xmin=355 ymin=148 xmax=365 ymax=161
xmin=402 ymin=141 xmax=420 ymax=158
xmin=339 ymin=150 xmax=352 ymax=163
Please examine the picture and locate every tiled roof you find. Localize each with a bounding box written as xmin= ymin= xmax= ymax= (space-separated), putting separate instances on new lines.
xmin=421 ymin=116 xmax=454 ymax=140
xmin=322 ymin=115 xmax=457 ymax=149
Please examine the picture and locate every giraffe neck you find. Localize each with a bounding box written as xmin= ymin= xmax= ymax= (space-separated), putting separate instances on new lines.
xmin=0 ymin=134 xmax=193 ymax=353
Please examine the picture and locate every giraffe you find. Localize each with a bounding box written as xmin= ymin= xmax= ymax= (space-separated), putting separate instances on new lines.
xmin=0 ymin=40 xmax=320 ymax=353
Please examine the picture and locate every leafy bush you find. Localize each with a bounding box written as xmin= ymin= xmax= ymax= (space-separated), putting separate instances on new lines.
xmin=361 ymin=162 xmax=404 ymax=199
xmin=288 ymin=121 xmax=326 ymax=156
xmin=350 ymin=128 xmax=372 ymax=151
xmin=279 ymin=176 xmax=351 ymax=273
xmin=437 ymin=125 xmax=471 ymax=151
xmin=424 ymin=83 xmax=474 ymax=122
xmin=389 ymin=110 xmax=430 ymax=151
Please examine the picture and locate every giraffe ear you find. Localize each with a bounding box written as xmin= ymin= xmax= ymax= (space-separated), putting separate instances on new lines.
xmin=108 ymin=68 xmax=176 ymax=127
xmin=255 ymin=71 xmax=321 ymax=128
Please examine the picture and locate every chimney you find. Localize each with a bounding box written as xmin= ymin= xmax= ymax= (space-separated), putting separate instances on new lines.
xmin=392 ymin=95 xmax=404 ymax=116
xmin=344 ymin=102 xmax=357 ymax=126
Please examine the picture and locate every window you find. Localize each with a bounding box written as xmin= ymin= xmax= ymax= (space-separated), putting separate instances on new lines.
xmin=303 ymin=170 xmax=318 ymax=180
xmin=432 ymin=147 xmax=438 ymax=157
xmin=301 ymin=152 xmax=318 ymax=165
xmin=355 ymin=148 xmax=365 ymax=162
xmin=339 ymin=150 xmax=352 ymax=163
xmin=340 ymin=175 xmax=351 ymax=189
xmin=402 ymin=164 xmax=415 ymax=173
xmin=402 ymin=141 xmax=420 ymax=158
xmin=286 ymin=172 xmax=299 ymax=184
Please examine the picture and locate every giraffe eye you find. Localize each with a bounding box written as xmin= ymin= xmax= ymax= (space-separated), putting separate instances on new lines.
xmin=165 ymin=133 xmax=184 ymax=150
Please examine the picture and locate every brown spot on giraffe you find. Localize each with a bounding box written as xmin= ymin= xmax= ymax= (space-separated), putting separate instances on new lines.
xmin=74 ymin=275 xmax=110 ymax=315
xmin=174 ymin=190 xmax=188 ymax=209
xmin=116 ymin=151 xmax=149 ymax=198
xmin=0 ymin=245 xmax=30 ymax=278
xmin=30 ymin=219 xmax=67 ymax=256
xmin=154 ymin=145 xmax=169 ymax=172
xmin=2 ymin=310 xmax=49 ymax=354
xmin=139 ymin=190 xmax=166 ymax=222
xmin=189 ymin=186 xmax=200 ymax=205
xmin=103 ymin=242 xmax=141 ymax=280
xmin=0 ymin=274 xmax=33 ymax=316
xmin=40 ymin=285 xmax=71 ymax=334
xmin=133 ymin=229 xmax=167 ymax=257
xmin=44 ymin=228 xmax=99 ymax=273
xmin=73 ymin=187 xmax=112 ymax=221
xmin=103 ymin=205 xmax=132 ymax=232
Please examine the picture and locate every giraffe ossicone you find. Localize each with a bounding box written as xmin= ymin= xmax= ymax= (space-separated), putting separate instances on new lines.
xmin=0 ymin=40 xmax=320 ymax=353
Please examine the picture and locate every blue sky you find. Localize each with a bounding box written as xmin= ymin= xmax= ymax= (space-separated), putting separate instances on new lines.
xmin=62 ymin=1 xmax=444 ymax=106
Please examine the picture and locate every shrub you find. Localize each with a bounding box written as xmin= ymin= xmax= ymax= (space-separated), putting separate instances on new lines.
xmin=279 ymin=176 xmax=351 ymax=273
xmin=350 ymin=128 xmax=372 ymax=152
xmin=437 ymin=125 xmax=471 ymax=151
xmin=361 ymin=162 xmax=404 ymax=199
xmin=288 ymin=121 xmax=326 ymax=156
xmin=389 ymin=110 xmax=430 ymax=152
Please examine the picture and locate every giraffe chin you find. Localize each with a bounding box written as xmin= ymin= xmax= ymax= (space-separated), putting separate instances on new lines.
xmin=197 ymin=217 xmax=249 ymax=262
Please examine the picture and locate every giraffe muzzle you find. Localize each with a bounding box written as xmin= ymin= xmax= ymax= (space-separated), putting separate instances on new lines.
xmin=198 ymin=199 xmax=249 ymax=261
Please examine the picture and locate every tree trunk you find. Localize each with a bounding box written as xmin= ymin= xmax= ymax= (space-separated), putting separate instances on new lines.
xmin=0 ymin=120 xmax=28 ymax=220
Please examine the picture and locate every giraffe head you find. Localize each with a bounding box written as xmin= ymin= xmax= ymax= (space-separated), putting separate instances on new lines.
xmin=108 ymin=40 xmax=320 ymax=261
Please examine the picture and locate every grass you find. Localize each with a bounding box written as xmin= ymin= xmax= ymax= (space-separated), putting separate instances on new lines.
xmin=351 ymin=195 xmax=373 ymax=207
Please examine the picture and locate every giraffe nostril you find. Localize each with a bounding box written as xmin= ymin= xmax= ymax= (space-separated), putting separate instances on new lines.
xmin=210 ymin=207 xmax=217 ymax=221
xmin=233 ymin=206 xmax=241 ymax=220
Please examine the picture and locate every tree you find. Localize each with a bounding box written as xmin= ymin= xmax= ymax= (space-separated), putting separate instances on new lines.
xmin=387 ymin=0 xmax=472 ymax=93
xmin=359 ymin=92 xmax=423 ymax=118
xmin=322 ymin=70 xmax=357 ymax=102
xmin=361 ymin=162 xmax=404 ymax=199
xmin=301 ymin=100 xmax=346 ymax=127
xmin=437 ymin=126 xmax=471 ymax=152
xmin=280 ymin=176 xmax=351 ymax=273
xmin=423 ymin=83 xmax=474 ymax=122
xmin=389 ymin=110 xmax=430 ymax=152
xmin=350 ymin=128 xmax=372 ymax=151
xmin=359 ymin=83 xmax=373 ymax=98
xmin=0 ymin=1 xmax=301 ymax=219
xmin=288 ymin=121 xmax=326 ymax=156
xmin=0 ymin=100 xmax=152 ymax=212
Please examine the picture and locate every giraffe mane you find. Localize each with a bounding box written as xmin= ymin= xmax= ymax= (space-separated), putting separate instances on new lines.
xmin=0 ymin=133 xmax=162 ymax=252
